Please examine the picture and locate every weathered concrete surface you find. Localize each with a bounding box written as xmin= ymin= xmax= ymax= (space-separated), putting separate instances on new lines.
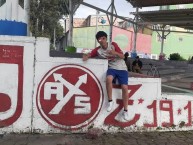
xmin=1 ymin=131 xmax=193 ymax=145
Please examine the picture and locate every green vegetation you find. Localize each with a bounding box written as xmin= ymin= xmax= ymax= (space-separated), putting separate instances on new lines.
xmin=30 ymin=0 xmax=69 ymax=45
xmin=169 ymin=53 xmax=186 ymax=61
xmin=65 ymin=46 xmax=77 ymax=52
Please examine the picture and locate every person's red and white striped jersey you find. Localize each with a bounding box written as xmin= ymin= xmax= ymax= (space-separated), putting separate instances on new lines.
xmin=90 ymin=42 xmax=127 ymax=71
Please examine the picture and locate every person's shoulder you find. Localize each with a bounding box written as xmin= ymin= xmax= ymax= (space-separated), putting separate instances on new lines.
xmin=92 ymin=46 xmax=100 ymax=51
xmin=90 ymin=46 xmax=100 ymax=57
xmin=111 ymin=42 xmax=117 ymax=45
xmin=95 ymin=46 xmax=101 ymax=49
xmin=111 ymin=42 xmax=119 ymax=47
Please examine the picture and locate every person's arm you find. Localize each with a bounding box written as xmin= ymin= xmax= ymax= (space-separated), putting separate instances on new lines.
xmin=115 ymin=51 xmax=124 ymax=59
xmin=125 ymin=60 xmax=131 ymax=71
xmin=132 ymin=61 xmax=135 ymax=66
xmin=109 ymin=42 xmax=124 ymax=59
xmin=82 ymin=47 xmax=99 ymax=61
xmin=139 ymin=60 xmax=143 ymax=68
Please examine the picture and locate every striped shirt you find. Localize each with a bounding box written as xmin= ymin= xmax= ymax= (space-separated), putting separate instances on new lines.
xmin=90 ymin=42 xmax=127 ymax=70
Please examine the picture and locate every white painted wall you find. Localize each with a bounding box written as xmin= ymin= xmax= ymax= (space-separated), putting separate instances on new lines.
xmin=0 ymin=0 xmax=26 ymax=23
xmin=0 ymin=35 xmax=192 ymax=133
xmin=0 ymin=36 xmax=35 ymax=133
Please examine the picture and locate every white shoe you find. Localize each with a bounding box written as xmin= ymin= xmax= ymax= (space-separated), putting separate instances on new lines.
xmin=107 ymin=101 xmax=114 ymax=112
xmin=123 ymin=111 xmax=129 ymax=121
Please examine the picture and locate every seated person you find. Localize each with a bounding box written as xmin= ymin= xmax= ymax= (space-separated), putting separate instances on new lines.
xmin=189 ymin=56 xmax=193 ymax=64
xmin=132 ymin=56 xmax=143 ymax=73
xmin=124 ymin=52 xmax=131 ymax=71
xmin=191 ymin=56 xmax=193 ymax=61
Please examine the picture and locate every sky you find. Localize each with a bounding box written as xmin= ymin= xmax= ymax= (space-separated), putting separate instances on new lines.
xmin=74 ymin=0 xmax=159 ymax=19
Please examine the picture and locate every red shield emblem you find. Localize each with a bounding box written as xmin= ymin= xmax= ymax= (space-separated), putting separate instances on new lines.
xmin=36 ymin=64 xmax=104 ymax=130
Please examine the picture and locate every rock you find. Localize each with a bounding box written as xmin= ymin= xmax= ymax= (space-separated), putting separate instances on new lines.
xmin=86 ymin=128 xmax=103 ymax=139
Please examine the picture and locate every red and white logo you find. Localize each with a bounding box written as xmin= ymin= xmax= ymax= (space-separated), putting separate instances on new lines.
xmin=0 ymin=45 xmax=23 ymax=126
xmin=36 ymin=64 xmax=104 ymax=130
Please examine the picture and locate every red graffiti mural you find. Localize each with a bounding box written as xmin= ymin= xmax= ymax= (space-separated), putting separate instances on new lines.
xmin=36 ymin=64 xmax=104 ymax=130
xmin=104 ymin=84 xmax=142 ymax=127
xmin=104 ymin=85 xmax=193 ymax=128
xmin=0 ymin=45 xmax=23 ymax=127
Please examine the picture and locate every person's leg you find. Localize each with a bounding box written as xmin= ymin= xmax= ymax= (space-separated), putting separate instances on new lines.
xmin=106 ymin=69 xmax=116 ymax=112
xmin=133 ymin=66 xmax=137 ymax=72
xmin=136 ymin=68 xmax=142 ymax=73
xmin=138 ymin=68 xmax=142 ymax=74
xmin=136 ymin=68 xmax=139 ymax=73
xmin=117 ymin=70 xmax=129 ymax=121
xmin=121 ymin=84 xmax=128 ymax=111
xmin=106 ymin=75 xmax=114 ymax=101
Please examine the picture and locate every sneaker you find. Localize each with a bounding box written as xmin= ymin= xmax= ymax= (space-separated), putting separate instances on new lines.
xmin=123 ymin=111 xmax=129 ymax=121
xmin=107 ymin=101 xmax=114 ymax=112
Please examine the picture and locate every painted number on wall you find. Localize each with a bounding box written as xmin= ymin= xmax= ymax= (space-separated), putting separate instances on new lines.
xmin=105 ymin=85 xmax=192 ymax=128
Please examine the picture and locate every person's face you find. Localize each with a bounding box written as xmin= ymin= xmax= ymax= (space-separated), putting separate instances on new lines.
xmin=97 ymin=36 xmax=107 ymax=47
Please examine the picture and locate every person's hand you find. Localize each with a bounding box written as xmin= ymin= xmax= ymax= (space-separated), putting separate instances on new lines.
xmin=107 ymin=50 xmax=115 ymax=55
xmin=82 ymin=53 xmax=89 ymax=61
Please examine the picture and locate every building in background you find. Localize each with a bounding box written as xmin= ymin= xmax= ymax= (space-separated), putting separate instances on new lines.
xmin=59 ymin=14 xmax=153 ymax=58
xmin=151 ymin=4 xmax=193 ymax=60
xmin=73 ymin=25 xmax=151 ymax=56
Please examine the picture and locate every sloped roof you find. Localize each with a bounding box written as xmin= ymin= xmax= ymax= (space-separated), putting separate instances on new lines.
xmin=127 ymin=0 xmax=193 ymax=7
xmin=131 ymin=8 xmax=193 ymax=30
